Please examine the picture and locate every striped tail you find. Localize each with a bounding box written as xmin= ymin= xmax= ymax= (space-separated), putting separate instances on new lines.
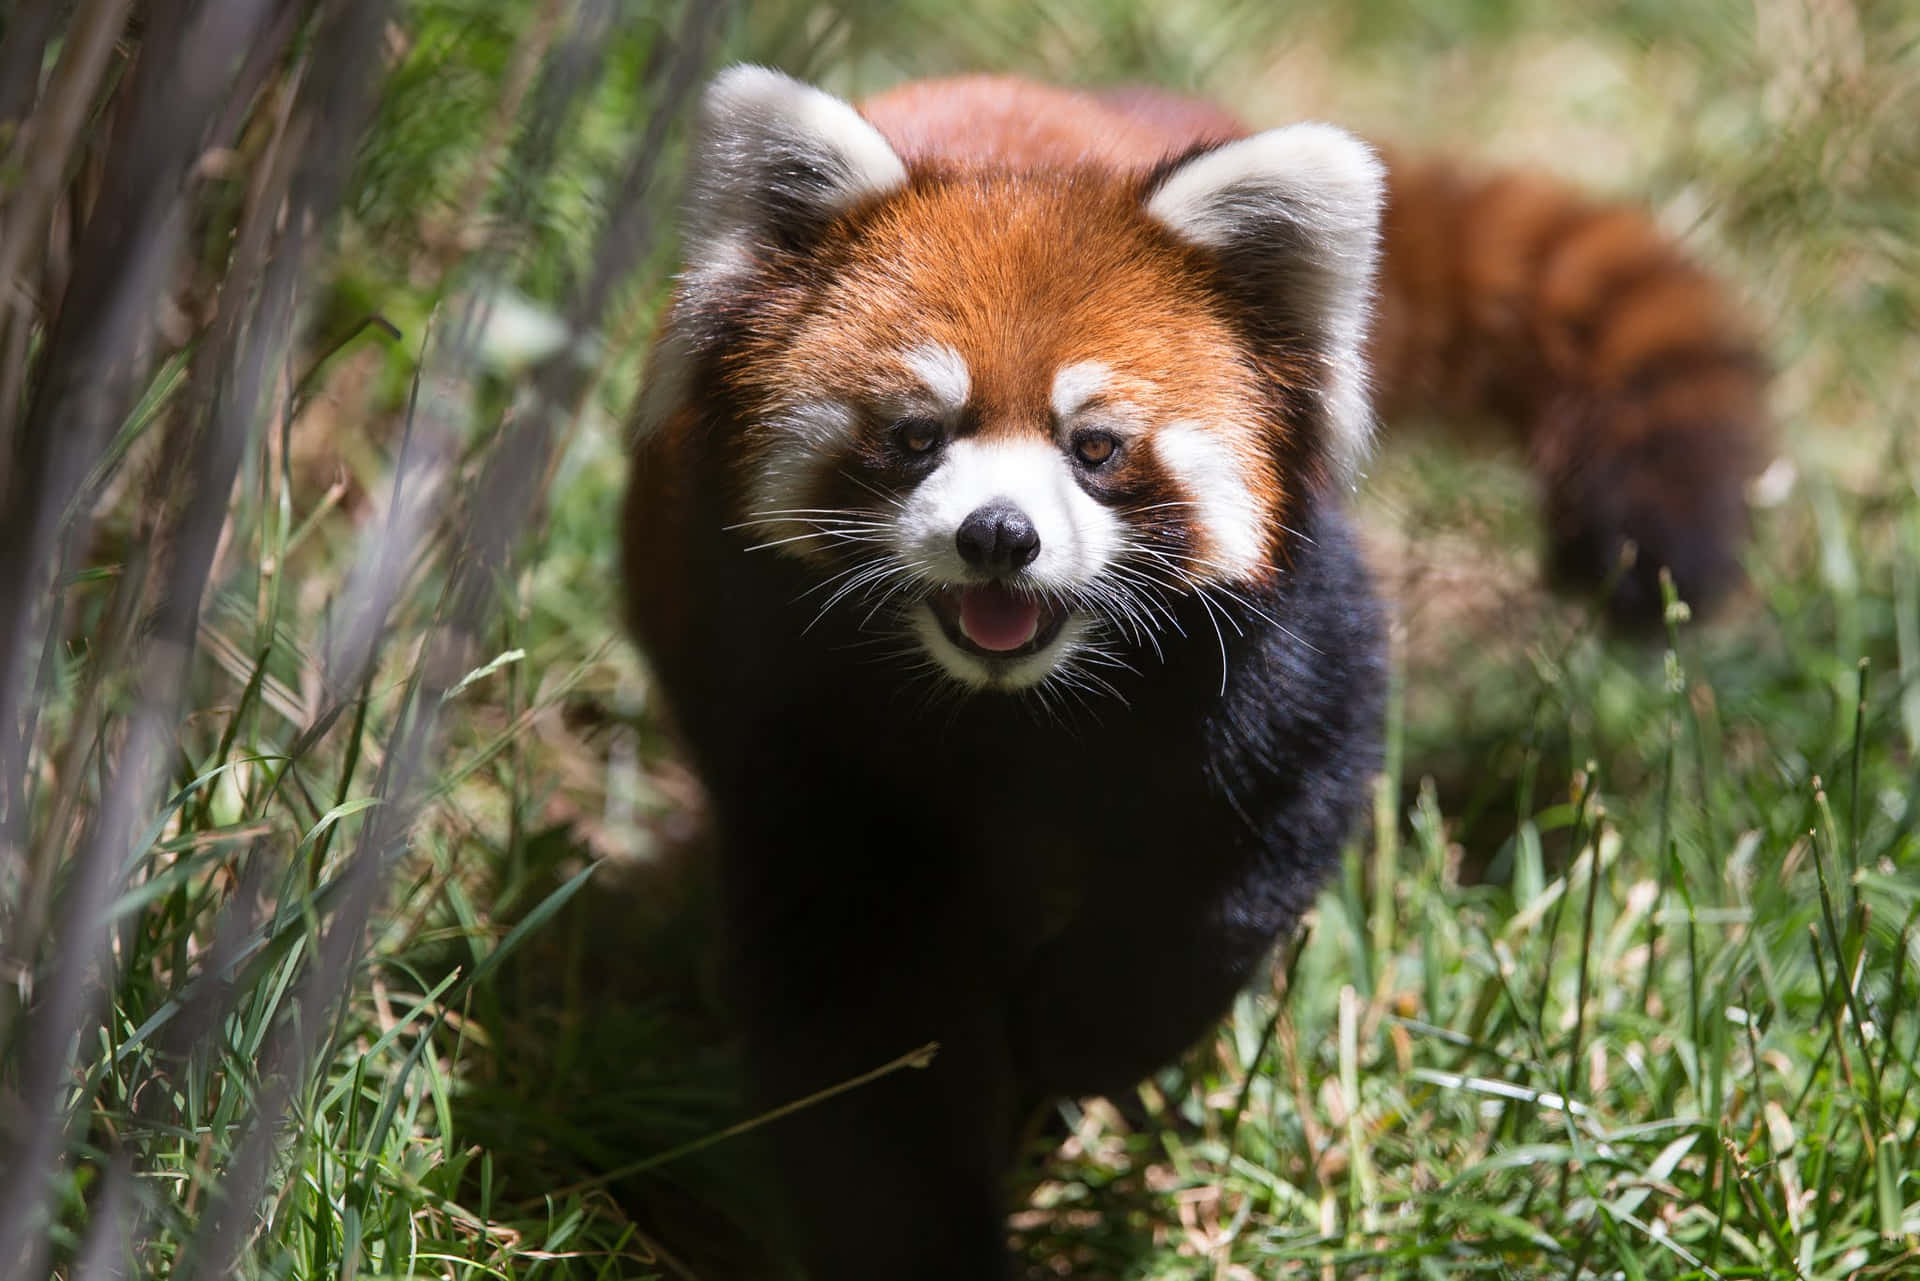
xmin=1367 ymin=155 xmax=1771 ymax=627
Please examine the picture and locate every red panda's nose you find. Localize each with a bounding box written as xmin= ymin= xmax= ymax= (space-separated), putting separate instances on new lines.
xmin=956 ymin=502 xmax=1041 ymax=575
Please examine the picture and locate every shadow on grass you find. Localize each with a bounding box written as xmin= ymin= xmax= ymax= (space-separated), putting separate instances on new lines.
xmin=450 ymin=819 xmax=1220 ymax=1281
xmin=448 ymin=827 xmax=789 ymax=1280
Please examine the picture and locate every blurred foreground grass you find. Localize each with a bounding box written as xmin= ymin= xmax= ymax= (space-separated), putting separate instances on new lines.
xmin=0 ymin=0 xmax=1916 ymax=1278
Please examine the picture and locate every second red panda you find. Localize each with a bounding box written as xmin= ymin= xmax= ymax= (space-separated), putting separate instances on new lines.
xmin=620 ymin=68 xmax=1768 ymax=1279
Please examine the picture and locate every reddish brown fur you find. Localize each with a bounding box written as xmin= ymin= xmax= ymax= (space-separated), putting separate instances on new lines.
xmin=864 ymin=76 xmax=1772 ymax=619
xmin=1369 ymin=157 xmax=1766 ymax=431
xmin=725 ymin=177 xmax=1268 ymax=439
xmin=859 ymin=75 xmax=1238 ymax=168
xmin=668 ymin=78 xmax=1333 ymax=580
xmin=1368 ymin=154 xmax=1769 ymax=616
xmin=626 ymin=74 xmax=1768 ymax=633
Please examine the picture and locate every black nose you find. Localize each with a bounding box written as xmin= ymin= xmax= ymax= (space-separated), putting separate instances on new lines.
xmin=955 ymin=502 xmax=1040 ymax=574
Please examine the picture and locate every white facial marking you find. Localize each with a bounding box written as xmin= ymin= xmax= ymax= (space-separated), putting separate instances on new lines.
xmin=1050 ymin=361 xmax=1113 ymax=420
xmin=912 ymin=606 xmax=1098 ymax=690
xmin=677 ymin=231 xmax=754 ymax=299
xmin=743 ymin=399 xmax=861 ymax=544
xmin=882 ymin=437 xmax=1128 ymax=690
xmin=903 ymin=343 xmax=971 ymax=414
xmin=1154 ymin=423 xmax=1267 ymax=578
xmin=893 ymin=437 xmax=1124 ymax=587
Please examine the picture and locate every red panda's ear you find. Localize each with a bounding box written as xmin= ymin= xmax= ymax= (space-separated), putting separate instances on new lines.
xmin=1145 ymin=124 xmax=1385 ymax=486
xmin=681 ymin=65 xmax=907 ymax=291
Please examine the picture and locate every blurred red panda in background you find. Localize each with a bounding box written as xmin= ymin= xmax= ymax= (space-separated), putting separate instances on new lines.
xmin=619 ymin=66 xmax=1768 ymax=1279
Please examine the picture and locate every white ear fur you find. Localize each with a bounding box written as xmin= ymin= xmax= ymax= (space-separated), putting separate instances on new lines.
xmin=1145 ymin=124 xmax=1385 ymax=485
xmin=682 ymin=65 xmax=907 ymax=289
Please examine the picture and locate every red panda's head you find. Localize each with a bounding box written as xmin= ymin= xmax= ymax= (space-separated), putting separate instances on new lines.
xmin=640 ymin=67 xmax=1384 ymax=693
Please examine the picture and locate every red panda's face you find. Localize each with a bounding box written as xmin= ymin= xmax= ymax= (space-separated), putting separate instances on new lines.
xmin=722 ymin=178 xmax=1290 ymax=690
xmin=641 ymin=68 xmax=1384 ymax=694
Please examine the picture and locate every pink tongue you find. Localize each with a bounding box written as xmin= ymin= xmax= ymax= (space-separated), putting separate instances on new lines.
xmin=958 ymin=586 xmax=1041 ymax=652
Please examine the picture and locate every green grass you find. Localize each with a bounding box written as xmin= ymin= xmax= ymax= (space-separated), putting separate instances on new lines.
xmin=1 ymin=1 xmax=1916 ymax=1278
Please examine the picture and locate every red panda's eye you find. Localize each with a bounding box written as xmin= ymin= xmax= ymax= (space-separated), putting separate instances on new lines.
xmin=893 ymin=418 xmax=944 ymax=455
xmin=1073 ymin=432 xmax=1119 ymax=468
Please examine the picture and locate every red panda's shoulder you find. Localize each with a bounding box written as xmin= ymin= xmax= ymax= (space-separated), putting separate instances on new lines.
xmin=856 ymin=75 xmax=1247 ymax=171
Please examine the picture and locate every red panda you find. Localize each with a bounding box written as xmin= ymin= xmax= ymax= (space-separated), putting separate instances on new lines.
xmin=619 ymin=67 xmax=1768 ymax=1279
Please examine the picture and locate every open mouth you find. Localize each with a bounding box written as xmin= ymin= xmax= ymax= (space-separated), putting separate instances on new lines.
xmin=927 ymin=584 xmax=1068 ymax=659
